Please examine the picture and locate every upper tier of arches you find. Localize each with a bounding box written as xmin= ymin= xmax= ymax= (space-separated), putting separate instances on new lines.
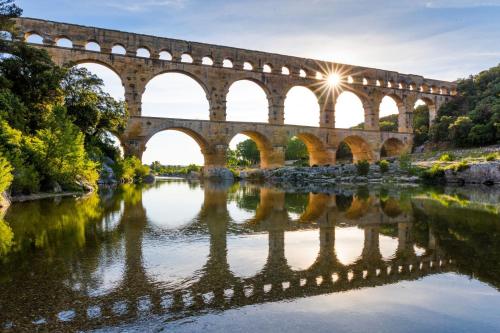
xmin=17 ymin=17 xmax=456 ymax=96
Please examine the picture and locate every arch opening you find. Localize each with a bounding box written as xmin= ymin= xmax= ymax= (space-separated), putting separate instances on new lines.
xmin=227 ymin=132 xmax=273 ymax=169
xmin=299 ymin=69 xmax=307 ymax=78
xmin=243 ymin=62 xmax=253 ymax=70
xmin=282 ymin=66 xmax=290 ymax=75
xmin=143 ymin=128 xmax=207 ymax=167
xmin=202 ymin=56 xmax=213 ymax=65
xmin=111 ymin=44 xmax=126 ymax=55
xmin=284 ymin=86 xmax=320 ymax=127
xmin=413 ymin=98 xmax=432 ymax=146
xmin=142 ymin=72 xmax=209 ymax=119
xmin=75 ymin=62 xmax=125 ymax=101
xmin=293 ymin=133 xmax=333 ymax=167
xmin=181 ymin=53 xmax=193 ymax=63
xmin=263 ymin=64 xmax=272 ymax=73
xmin=159 ymin=51 xmax=172 ymax=60
xmin=381 ymin=138 xmax=405 ymax=158
xmin=136 ymin=47 xmax=151 ymax=58
xmin=223 ymin=59 xmax=233 ymax=68
xmin=226 ymin=80 xmax=269 ymax=123
xmin=379 ymin=95 xmax=400 ymax=132
xmin=56 ymin=37 xmax=73 ymax=48
xmin=337 ymin=136 xmax=374 ymax=163
xmin=85 ymin=41 xmax=101 ymax=52
xmin=26 ymin=33 xmax=43 ymax=44
xmin=335 ymin=91 xmax=365 ymax=129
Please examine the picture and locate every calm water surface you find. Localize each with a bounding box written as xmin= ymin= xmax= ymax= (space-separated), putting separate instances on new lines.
xmin=1 ymin=180 xmax=500 ymax=332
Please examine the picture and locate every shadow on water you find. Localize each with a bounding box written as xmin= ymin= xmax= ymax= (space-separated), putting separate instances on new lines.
xmin=0 ymin=180 xmax=499 ymax=331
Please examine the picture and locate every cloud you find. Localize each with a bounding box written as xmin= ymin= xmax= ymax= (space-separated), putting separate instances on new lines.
xmin=424 ymin=0 xmax=500 ymax=8
xmin=106 ymin=0 xmax=187 ymax=12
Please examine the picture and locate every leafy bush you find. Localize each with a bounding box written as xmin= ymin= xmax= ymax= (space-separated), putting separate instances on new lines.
xmin=439 ymin=153 xmax=455 ymax=162
xmin=420 ymin=165 xmax=446 ymax=184
xmin=378 ymin=160 xmax=390 ymax=173
xmin=485 ymin=153 xmax=498 ymax=161
xmin=356 ymin=160 xmax=370 ymax=176
xmin=0 ymin=155 xmax=13 ymax=193
xmin=450 ymin=161 xmax=469 ymax=173
xmin=399 ymin=153 xmax=412 ymax=170
xmin=115 ymin=156 xmax=150 ymax=183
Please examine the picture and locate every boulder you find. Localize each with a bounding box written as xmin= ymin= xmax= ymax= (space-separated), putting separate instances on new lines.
xmin=143 ymin=174 xmax=156 ymax=184
xmin=0 ymin=191 xmax=10 ymax=210
xmin=445 ymin=161 xmax=500 ymax=185
xmin=203 ymin=167 xmax=235 ymax=181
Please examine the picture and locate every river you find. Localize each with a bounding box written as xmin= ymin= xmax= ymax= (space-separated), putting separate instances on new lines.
xmin=1 ymin=180 xmax=499 ymax=332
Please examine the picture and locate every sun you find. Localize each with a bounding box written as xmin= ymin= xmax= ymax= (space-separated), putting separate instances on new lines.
xmin=327 ymin=73 xmax=341 ymax=87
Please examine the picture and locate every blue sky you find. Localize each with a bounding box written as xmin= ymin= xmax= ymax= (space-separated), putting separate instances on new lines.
xmin=18 ymin=0 xmax=500 ymax=165
xmin=20 ymin=0 xmax=500 ymax=79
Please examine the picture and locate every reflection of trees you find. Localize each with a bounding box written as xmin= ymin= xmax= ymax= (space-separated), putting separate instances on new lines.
xmin=413 ymin=196 xmax=500 ymax=289
xmin=0 ymin=218 xmax=13 ymax=258
xmin=285 ymin=193 xmax=309 ymax=215
xmin=335 ymin=194 xmax=353 ymax=212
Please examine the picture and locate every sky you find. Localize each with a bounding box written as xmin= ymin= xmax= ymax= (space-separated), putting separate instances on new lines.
xmin=19 ymin=0 xmax=500 ymax=165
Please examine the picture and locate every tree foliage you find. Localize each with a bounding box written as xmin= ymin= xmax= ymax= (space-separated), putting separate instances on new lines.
xmin=0 ymin=5 xmax=130 ymax=194
xmin=430 ymin=64 xmax=500 ymax=147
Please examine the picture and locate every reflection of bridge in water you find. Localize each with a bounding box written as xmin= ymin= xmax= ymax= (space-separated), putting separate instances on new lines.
xmin=3 ymin=184 xmax=453 ymax=331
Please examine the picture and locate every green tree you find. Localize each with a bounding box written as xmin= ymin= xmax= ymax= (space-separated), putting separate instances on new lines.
xmin=0 ymin=153 xmax=12 ymax=192
xmin=236 ymin=139 xmax=260 ymax=165
xmin=285 ymin=137 xmax=308 ymax=160
xmin=448 ymin=116 xmax=473 ymax=146
xmin=0 ymin=0 xmax=22 ymax=50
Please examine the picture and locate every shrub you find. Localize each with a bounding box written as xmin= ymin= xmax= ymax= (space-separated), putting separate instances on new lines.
xmin=399 ymin=153 xmax=412 ymax=171
xmin=11 ymin=164 xmax=40 ymax=195
xmin=420 ymin=165 xmax=446 ymax=184
xmin=485 ymin=153 xmax=497 ymax=161
xmin=0 ymin=155 xmax=13 ymax=193
xmin=115 ymin=156 xmax=150 ymax=183
xmin=378 ymin=160 xmax=390 ymax=173
xmin=451 ymin=161 xmax=469 ymax=172
xmin=356 ymin=160 xmax=370 ymax=176
xmin=439 ymin=153 xmax=454 ymax=162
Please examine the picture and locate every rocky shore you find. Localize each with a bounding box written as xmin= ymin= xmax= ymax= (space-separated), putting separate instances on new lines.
xmin=236 ymin=159 xmax=500 ymax=188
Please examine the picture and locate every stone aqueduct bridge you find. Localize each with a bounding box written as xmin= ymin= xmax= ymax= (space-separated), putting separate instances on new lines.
xmin=15 ymin=18 xmax=457 ymax=168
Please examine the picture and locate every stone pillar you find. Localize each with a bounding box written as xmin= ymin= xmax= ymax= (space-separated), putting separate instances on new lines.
xmin=318 ymin=95 xmax=336 ymax=128
xmin=261 ymin=146 xmax=285 ymax=169
xmin=208 ymin=84 xmax=227 ymax=121
xmin=122 ymin=136 xmax=147 ymax=159
xmin=268 ymin=93 xmax=285 ymax=125
xmin=203 ymin=144 xmax=228 ymax=169
xmin=397 ymin=222 xmax=413 ymax=253
xmin=124 ymin=77 xmax=146 ymax=117
xmin=398 ymin=95 xmax=416 ymax=133
xmin=363 ymin=96 xmax=380 ymax=131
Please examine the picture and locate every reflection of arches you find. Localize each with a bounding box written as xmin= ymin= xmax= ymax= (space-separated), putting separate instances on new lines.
xmin=381 ymin=138 xmax=405 ymax=158
xmin=142 ymin=71 xmax=209 ymax=119
xmin=142 ymin=128 xmax=208 ymax=165
xmin=335 ymin=91 xmax=365 ymax=129
xmin=228 ymin=131 xmax=273 ymax=168
xmin=345 ymin=196 xmax=372 ymax=219
xmin=226 ymin=79 xmax=269 ymax=122
xmin=284 ymin=86 xmax=320 ymax=126
xmin=380 ymin=198 xmax=403 ymax=218
xmin=338 ymin=135 xmax=374 ymax=163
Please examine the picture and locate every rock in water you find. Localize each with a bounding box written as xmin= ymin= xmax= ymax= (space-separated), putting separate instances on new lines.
xmin=143 ymin=174 xmax=156 ymax=184
xmin=203 ymin=167 xmax=234 ymax=181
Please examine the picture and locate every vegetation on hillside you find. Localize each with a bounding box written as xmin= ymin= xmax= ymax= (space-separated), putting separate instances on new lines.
xmin=430 ymin=64 xmax=500 ymax=147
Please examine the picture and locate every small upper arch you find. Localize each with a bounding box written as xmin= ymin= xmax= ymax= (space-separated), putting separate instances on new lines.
xmin=25 ymin=31 xmax=43 ymax=44
xmin=85 ymin=41 xmax=101 ymax=52
xmin=181 ymin=53 xmax=193 ymax=63
xmin=159 ymin=50 xmax=172 ymax=60
xmin=202 ymin=56 xmax=214 ymax=65
xmin=243 ymin=61 xmax=253 ymax=70
xmin=136 ymin=47 xmax=151 ymax=58
xmin=223 ymin=58 xmax=233 ymax=68
xmin=263 ymin=64 xmax=272 ymax=73
xmin=111 ymin=44 xmax=127 ymax=55
xmin=55 ymin=36 xmax=73 ymax=48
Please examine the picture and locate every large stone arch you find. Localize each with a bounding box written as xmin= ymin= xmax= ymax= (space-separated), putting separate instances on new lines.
xmin=141 ymin=70 xmax=210 ymax=119
xmin=334 ymin=90 xmax=367 ymax=129
xmin=380 ymin=137 xmax=406 ymax=158
xmin=225 ymin=77 xmax=271 ymax=123
xmin=294 ymin=132 xmax=335 ymax=166
xmin=142 ymin=126 xmax=211 ymax=165
xmin=283 ymin=85 xmax=320 ymax=127
xmin=337 ymin=135 xmax=376 ymax=163
xmin=415 ymin=95 xmax=437 ymax=126
xmin=227 ymin=130 xmax=283 ymax=169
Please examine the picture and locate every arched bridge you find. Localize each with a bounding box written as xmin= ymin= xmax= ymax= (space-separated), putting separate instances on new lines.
xmin=13 ymin=18 xmax=457 ymax=168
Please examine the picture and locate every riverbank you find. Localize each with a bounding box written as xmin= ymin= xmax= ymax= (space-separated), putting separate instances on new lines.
xmin=236 ymin=157 xmax=500 ymax=188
